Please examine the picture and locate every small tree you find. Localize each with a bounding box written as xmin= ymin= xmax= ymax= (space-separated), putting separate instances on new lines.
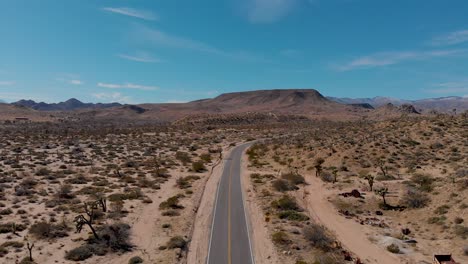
xmin=74 ymin=202 xmax=99 ymax=240
xmin=314 ymin=158 xmax=325 ymax=177
xmin=331 ymin=167 xmax=338 ymax=184
xmin=364 ymin=175 xmax=375 ymax=191
xmin=24 ymin=236 xmax=34 ymax=262
xmin=375 ymin=187 xmax=389 ymax=206
xmin=376 ymin=158 xmax=388 ymax=178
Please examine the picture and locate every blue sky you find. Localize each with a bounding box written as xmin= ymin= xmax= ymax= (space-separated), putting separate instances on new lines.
xmin=1 ymin=0 xmax=468 ymax=103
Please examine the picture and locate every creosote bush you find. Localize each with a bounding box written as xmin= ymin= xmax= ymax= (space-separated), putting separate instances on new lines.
xmin=303 ymin=223 xmax=333 ymax=250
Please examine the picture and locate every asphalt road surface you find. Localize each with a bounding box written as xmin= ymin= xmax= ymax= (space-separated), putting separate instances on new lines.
xmin=207 ymin=142 xmax=254 ymax=264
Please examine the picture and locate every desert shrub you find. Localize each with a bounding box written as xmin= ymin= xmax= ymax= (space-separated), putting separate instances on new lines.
xmin=410 ymin=174 xmax=434 ymax=192
xmin=1 ymin=241 xmax=24 ymax=248
xmin=320 ymin=173 xmax=334 ymax=183
xmin=176 ymin=175 xmax=200 ymax=189
xmin=0 ymin=208 xmax=13 ymax=215
xmin=387 ymin=243 xmax=400 ymax=254
xmin=278 ymin=211 xmax=309 ymax=221
xmin=281 ymin=173 xmax=305 ymax=185
xmin=175 ymin=151 xmax=191 ymax=165
xmin=303 ymin=224 xmax=333 ymax=250
xmin=191 ymin=161 xmax=206 ymax=172
xmin=200 ymin=153 xmax=211 ymax=163
xmin=129 ymin=256 xmax=144 ymax=264
xmin=162 ymin=210 xmax=180 ymax=216
xmin=65 ymin=174 xmax=88 ymax=184
xmin=401 ymin=188 xmax=430 ymax=208
xmin=14 ymin=186 xmax=34 ymax=196
xmin=428 ymin=216 xmax=447 ymax=225
xmin=463 ymin=246 xmax=468 ymax=256
xmin=434 ymin=205 xmax=450 ymax=215
xmin=35 ymin=168 xmax=51 ymax=176
xmin=20 ymin=177 xmax=38 ymax=188
xmin=29 ymin=221 xmax=70 ymax=239
xmin=65 ymin=245 xmax=93 ymax=261
xmin=271 ymin=195 xmax=299 ymax=211
xmin=0 ymin=222 xmax=27 ymax=234
xmin=95 ymin=223 xmax=132 ymax=251
xmin=454 ymin=217 xmax=464 ymax=224
xmin=272 ymin=231 xmax=290 ymax=245
xmin=272 ymin=179 xmax=294 ymax=192
xmin=159 ymin=195 xmax=184 ymax=210
xmin=166 ymin=236 xmax=186 ymax=249
xmin=19 ymin=257 xmax=35 ymax=264
xmin=453 ymin=225 xmax=468 ymax=239
xmin=0 ymin=246 xmax=8 ymax=257
xmin=313 ymin=254 xmax=339 ymax=264
xmin=56 ymin=184 xmax=75 ymax=199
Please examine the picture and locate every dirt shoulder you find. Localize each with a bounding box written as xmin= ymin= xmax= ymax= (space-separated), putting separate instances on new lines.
xmin=241 ymin=149 xmax=283 ymax=264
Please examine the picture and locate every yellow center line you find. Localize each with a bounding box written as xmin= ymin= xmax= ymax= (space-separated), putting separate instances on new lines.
xmin=227 ymin=158 xmax=233 ymax=264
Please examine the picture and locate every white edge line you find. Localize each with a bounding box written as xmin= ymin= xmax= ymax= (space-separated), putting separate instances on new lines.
xmin=239 ymin=143 xmax=256 ymax=264
xmin=206 ymin=152 xmax=226 ymax=264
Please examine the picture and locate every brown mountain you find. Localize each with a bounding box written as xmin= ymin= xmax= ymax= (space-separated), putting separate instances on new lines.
xmin=121 ymin=89 xmax=368 ymax=122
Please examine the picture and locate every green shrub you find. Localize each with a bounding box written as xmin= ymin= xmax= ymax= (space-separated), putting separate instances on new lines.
xmin=65 ymin=245 xmax=93 ymax=261
xmin=128 ymin=256 xmax=144 ymax=264
xmin=278 ymin=211 xmax=309 ymax=221
xmin=166 ymin=236 xmax=186 ymax=249
xmin=271 ymin=195 xmax=299 ymax=211
xmin=272 ymin=231 xmax=290 ymax=245
xmin=272 ymin=179 xmax=293 ymax=192
xmin=159 ymin=195 xmax=184 ymax=210
xmin=281 ymin=173 xmax=305 ymax=185
xmin=191 ymin=161 xmax=206 ymax=172
xmin=387 ymin=243 xmax=400 ymax=254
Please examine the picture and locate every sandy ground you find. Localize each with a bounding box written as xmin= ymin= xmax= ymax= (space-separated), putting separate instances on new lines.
xmin=241 ymin=153 xmax=283 ymax=264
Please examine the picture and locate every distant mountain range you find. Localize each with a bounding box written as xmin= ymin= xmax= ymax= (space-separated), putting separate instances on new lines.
xmin=327 ymin=96 xmax=467 ymax=113
xmin=12 ymin=98 xmax=121 ymax=111
xmin=2 ymin=90 xmax=466 ymax=123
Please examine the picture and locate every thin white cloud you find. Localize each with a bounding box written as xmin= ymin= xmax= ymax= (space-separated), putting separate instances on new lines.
xmin=69 ymin=80 xmax=83 ymax=85
xmin=92 ymin=92 xmax=133 ymax=104
xmin=336 ymin=49 xmax=466 ymax=71
xmin=0 ymin=81 xmax=15 ymax=86
xmin=97 ymin=82 xmax=159 ymax=91
xmin=427 ymin=81 xmax=468 ymax=94
xmin=431 ymin=29 xmax=468 ymax=46
xmin=244 ymin=0 xmax=298 ymax=23
xmin=103 ymin=7 xmax=158 ymax=21
xmin=118 ymin=53 xmax=160 ymax=63
xmin=136 ymin=25 xmax=267 ymax=62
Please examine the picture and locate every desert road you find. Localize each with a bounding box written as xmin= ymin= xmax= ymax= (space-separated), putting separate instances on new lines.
xmin=207 ymin=142 xmax=255 ymax=264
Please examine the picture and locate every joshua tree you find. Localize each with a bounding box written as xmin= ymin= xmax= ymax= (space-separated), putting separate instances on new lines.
xmin=331 ymin=167 xmax=338 ymax=184
xmin=376 ymin=158 xmax=388 ymax=178
xmin=375 ymin=187 xmax=389 ymax=206
xmin=91 ymin=193 xmax=107 ymax=212
xmin=74 ymin=202 xmax=99 ymax=240
xmin=24 ymin=237 xmax=34 ymax=262
xmin=314 ymin=158 xmax=325 ymax=177
xmin=364 ymin=174 xmax=375 ymax=191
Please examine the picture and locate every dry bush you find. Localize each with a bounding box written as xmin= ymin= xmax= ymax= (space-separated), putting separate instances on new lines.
xmin=29 ymin=221 xmax=70 ymax=239
xmin=303 ymin=223 xmax=333 ymax=250
xmin=166 ymin=236 xmax=186 ymax=249
xmin=401 ymin=188 xmax=430 ymax=209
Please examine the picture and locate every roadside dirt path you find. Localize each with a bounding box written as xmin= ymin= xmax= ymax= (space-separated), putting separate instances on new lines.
xmin=301 ymin=175 xmax=403 ymax=264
